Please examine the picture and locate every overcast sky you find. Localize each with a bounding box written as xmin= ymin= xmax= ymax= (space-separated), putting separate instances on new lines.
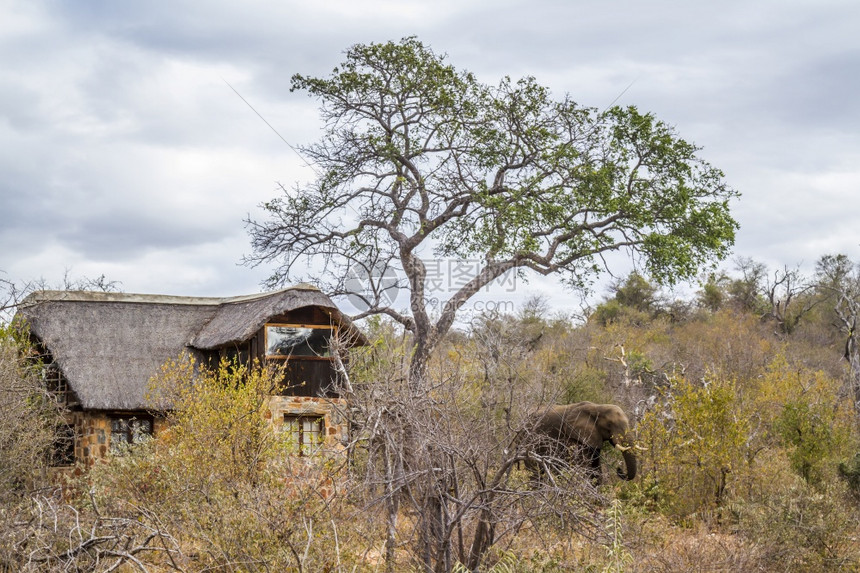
xmin=1 ymin=0 xmax=859 ymax=318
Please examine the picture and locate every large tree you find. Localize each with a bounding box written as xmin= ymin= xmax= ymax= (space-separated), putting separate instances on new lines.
xmin=247 ymin=49 xmax=738 ymax=567
xmin=246 ymin=37 xmax=738 ymax=384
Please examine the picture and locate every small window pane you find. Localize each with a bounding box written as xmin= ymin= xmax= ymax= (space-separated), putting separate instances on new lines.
xmin=110 ymin=431 xmax=129 ymax=453
xmin=282 ymin=414 xmax=324 ymax=456
xmin=50 ymin=424 xmax=75 ymax=466
xmin=110 ymin=415 xmax=153 ymax=453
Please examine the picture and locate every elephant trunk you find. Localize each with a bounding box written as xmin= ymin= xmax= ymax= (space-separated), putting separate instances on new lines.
xmin=613 ymin=434 xmax=637 ymax=480
xmin=618 ymin=447 xmax=637 ymax=480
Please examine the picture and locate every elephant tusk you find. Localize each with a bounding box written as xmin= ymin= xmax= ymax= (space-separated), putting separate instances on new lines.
xmin=614 ymin=444 xmax=631 ymax=452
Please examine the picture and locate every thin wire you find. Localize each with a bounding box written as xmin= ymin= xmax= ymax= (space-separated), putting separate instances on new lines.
xmin=602 ymin=78 xmax=637 ymax=113
xmin=222 ymin=77 xmax=367 ymax=232
xmin=221 ymin=77 xmax=320 ymax=176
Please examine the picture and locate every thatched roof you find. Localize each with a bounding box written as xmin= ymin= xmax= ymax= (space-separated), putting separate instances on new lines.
xmin=16 ymin=286 xmax=362 ymax=411
xmin=191 ymin=286 xmax=349 ymax=349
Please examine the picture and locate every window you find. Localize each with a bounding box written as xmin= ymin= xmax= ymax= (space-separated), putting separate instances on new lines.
xmin=50 ymin=423 xmax=75 ymax=466
xmin=266 ymin=324 xmax=335 ymax=358
xmin=45 ymin=364 xmax=71 ymax=405
xmin=110 ymin=416 xmax=153 ymax=453
xmin=282 ymin=414 xmax=325 ymax=456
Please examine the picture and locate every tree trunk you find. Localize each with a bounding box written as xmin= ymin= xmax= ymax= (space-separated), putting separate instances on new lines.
xmin=849 ymin=340 xmax=860 ymax=417
xmin=383 ymin=439 xmax=401 ymax=572
xmin=419 ymin=492 xmax=449 ymax=573
xmin=835 ymin=295 xmax=860 ymax=416
xmin=409 ymin=342 xmax=431 ymax=390
xmin=466 ymin=508 xmax=495 ymax=572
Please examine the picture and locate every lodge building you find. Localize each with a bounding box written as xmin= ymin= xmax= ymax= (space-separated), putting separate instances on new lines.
xmin=15 ymin=285 xmax=364 ymax=466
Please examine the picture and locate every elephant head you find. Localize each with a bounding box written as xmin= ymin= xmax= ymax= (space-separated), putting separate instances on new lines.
xmin=527 ymin=401 xmax=637 ymax=483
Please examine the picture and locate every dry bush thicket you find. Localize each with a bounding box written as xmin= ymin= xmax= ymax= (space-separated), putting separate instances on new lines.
xmin=3 ymin=260 xmax=860 ymax=571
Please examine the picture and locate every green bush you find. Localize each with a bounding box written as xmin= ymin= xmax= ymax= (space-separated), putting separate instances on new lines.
xmin=838 ymin=453 xmax=860 ymax=497
xmin=636 ymin=375 xmax=750 ymax=518
xmin=775 ymin=400 xmax=839 ymax=485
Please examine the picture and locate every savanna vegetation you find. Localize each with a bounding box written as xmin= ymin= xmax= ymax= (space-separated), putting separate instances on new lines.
xmin=242 ymin=38 xmax=738 ymax=571
xmin=2 ymin=255 xmax=860 ymax=571
xmin=2 ymin=37 xmax=858 ymax=572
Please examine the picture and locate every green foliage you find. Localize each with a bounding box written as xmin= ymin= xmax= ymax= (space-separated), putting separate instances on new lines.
xmin=729 ymin=261 xmax=772 ymax=315
xmin=755 ymin=354 xmax=855 ymax=484
xmin=637 ymin=375 xmax=750 ymax=516
xmin=148 ymin=355 xmax=286 ymax=483
xmin=613 ymin=273 xmax=661 ymax=314
xmin=775 ymin=400 xmax=839 ymax=485
xmin=82 ymin=356 xmax=349 ymax=570
xmin=250 ymin=37 xmax=738 ymax=366
xmin=560 ymin=366 xmax=610 ymax=404
xmin=697 ymin=273 xmax=727 ymax=312
xmin=591 ymin=299 xmax=626 ymax=326
xmin=625 ymin=349 xmax=654 ymax=379
xmin=815 ymin=253 xmax=859 ymax=299
xmin=631 ymin=344 xmax=858 ymax=523
xmin=591 ymin=292 xmax=656 ymax=327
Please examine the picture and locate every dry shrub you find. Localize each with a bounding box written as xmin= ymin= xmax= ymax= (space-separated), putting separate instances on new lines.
xmin=733 ymin=450 xmax=860 ymax=572
xmin=344 ymin=318 xmax=614 ymax=571
xmin=669 ymin=310 xmax=774 ymax=384
xmin=75 ymin=356 xmax=377 ymax=571
xmin=629 ymin=518 xmax=766 ymax=572
xmin=0 ymin=323 xmax=69 ymax=570
xmin=0 ymin=323 xmax=63 ymax=500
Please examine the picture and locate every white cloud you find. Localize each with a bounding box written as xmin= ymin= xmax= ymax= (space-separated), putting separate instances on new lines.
xmin=1 ymin=0 xmax=859 ymax=315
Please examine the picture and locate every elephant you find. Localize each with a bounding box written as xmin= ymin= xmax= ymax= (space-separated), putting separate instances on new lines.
xmin=525 ymin=402 xmax=637 ymax=484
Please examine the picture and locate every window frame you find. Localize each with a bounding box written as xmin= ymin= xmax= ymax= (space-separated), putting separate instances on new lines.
xmin=50 ymin=423 xmax=76 ymax=467
xmin=264 ymin=323 xmax=337 ymax=360
xmin=282 ymin=414 xmax=325 ymax=456
xmin=109 ymin=414 xmax=154 ymax=453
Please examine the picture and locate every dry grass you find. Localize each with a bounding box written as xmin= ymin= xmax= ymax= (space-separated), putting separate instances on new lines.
xmin=629 ymin=521 xmax=767 ymax=572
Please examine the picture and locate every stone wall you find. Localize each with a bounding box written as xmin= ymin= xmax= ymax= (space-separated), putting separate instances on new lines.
xmin=67 ymin=411 xmax=167 ymax=467
xmin=266 ymin=395 xmax=349 ymax=451
xmin=64 ymin=397 xmax=348 ymax=466
xmin=69 ymin=411 xmax=108 ymax=465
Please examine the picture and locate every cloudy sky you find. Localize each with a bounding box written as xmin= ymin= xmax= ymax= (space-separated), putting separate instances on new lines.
xmin=1 ymin=0 xmax=858 ymax=317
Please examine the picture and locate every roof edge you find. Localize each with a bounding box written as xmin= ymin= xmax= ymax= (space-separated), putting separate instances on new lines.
xmin=19 ymin=284 xmax=322 ymax=308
